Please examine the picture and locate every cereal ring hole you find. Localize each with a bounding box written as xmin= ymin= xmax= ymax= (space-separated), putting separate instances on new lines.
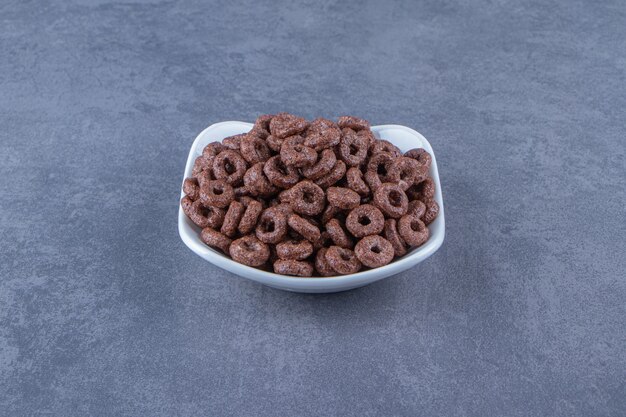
xmin=260 ymin=218 xmax=276 ymax=233
xmin=389 ymin=190 xmax=404 ymax=207
xmin=358 ymin=215 xmax=371 ymax=226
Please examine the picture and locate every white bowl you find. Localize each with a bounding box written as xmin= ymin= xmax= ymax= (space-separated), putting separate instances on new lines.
xmin=178 ymin=121 xmax=445 ymax=293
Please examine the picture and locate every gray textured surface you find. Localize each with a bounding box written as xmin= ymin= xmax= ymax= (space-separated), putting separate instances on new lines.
xmin=1 ymin=0 xmax=625 ymax=415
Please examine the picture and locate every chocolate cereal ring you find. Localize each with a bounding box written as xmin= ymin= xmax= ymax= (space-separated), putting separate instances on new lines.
xmin=212 ymin=150 xmax=247 ymax=186
xmin=281 ymin=180 xmax=325 ymax=216
xmin=370 ymin=139 xmax=401 ymax=157
xmin=407 ymin=177 xmax=435 ymax=201
xmin=314 ymin=160 xmax=346 ymax=189
xmin=269 ymin=112 xmax=309 ymax=139
xmin=301 ymin=148 xmax=336 ymax=180
xmin=229 ymin=235 xmax=270 ymax=267
xmin=202 ymin=141 xmax=226 ymax=159
xmin=220 ymin=201 xmax=245 ymax=237
xmin=237 ymin=199 xmax=263 ymax=235
xmin=243 ymin=162 xmax=279 ymax=198
xmin=280 ymin=135 xmax=317 ymax=168
xmin=240 ymin=134 xmax=271 ymax=164
xmin=263 ymin=155 xmax=300 ymax=188
xmin=355 ymin=235 xmax=394 ymax=268
xmin=337 ymin=115 xmax=370 ymax=131
xmin=183 ymin=178 xmax=200 ymax=201
xmin=384 ymin=219 xmax=408 ymax=257
xmin=276 ymin=240 xmax=314 ymax=260
xmin=326 ymin=186 xmax=360 ymax=210
xmin=387 ymin=157 xmax=428 ymax=190
xmin=398 ymin=215 xmax=430 ymax=247
xmin=325 ymin=246 xmax=361 ymax=275
xmin=287 ymin=214 xmax=321 ymax=243
xmin=250 ymin=114 xmax=273 ymax=139
xmin=222 ymin=133 xmax=246 ymax=150
xmin=325 ymin=218 xmax=353 ymax=249
xmin=200 ymin=227 xmax=232 ymax=253
xmin=338 ymin=128 xmax=369 ymax=167
xmin=304 ymin=118 xmax=341 ymax=151
xmin=192 ymin=155 xmax=213 ymax=177
xmin=346 ymin=167 xmax=370 ymax=196
xmin=273 ymin=259 xmax=314 ymax=277
xmin=407 ymin=200 xmax=426 ymax=218
xmin=265 ymin=135 xmax=284 ymax=152
xmin=255 ymin=206 xmax=288 ymax=244
xmin=373 ymin=183 xmax=408 ymax=218
xmin=200 ymin=179 xmax=234 ymax=208
xmin=315 ymin=248 xmax=336 ymax=276
xmin=421 ymin=198 xmax=439 ymax=225
xmin=181 ymin=196 xmax=208 ymax=228
xmin=405 ymin=148 xmax=432 ymax=169
xmin=345 ymin=204 xmax=385 ymax=238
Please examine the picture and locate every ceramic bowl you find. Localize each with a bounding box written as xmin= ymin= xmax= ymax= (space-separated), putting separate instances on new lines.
xmin=179 ymin=121 xmax=445 ymax=293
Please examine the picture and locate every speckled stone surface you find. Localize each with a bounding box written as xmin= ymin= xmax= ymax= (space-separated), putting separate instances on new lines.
xmin=1 ymin=0 xmax=625 ymax=415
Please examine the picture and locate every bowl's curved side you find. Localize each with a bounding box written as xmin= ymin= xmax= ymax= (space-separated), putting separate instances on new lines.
xmin=178 ymin=121 xmax=445 ymax=292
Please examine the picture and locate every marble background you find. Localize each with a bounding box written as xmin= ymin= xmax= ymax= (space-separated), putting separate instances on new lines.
xmin=1 ymin=0 xmax=624 ymax=415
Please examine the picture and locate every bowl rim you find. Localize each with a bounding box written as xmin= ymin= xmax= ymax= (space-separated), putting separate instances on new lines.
xmin=178 ymin=121 xmax=445 ymax=290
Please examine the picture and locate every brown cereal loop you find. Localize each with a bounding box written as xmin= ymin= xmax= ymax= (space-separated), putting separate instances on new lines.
xmin=325 ymin=218 xmax=353 ymax=249
xmin=314 ymin=160 xmax=346 ymax=189
xmin=398 ymin=215 xmax=430 ymax=247
xmin=280 ymin=135 xmax=317 ymax=168
xmin=255 ymin=206 xmax=288 ymax=244
xmin=222 ymin=133 xmax=246 ymax=150
xmin=407 ymin=177 xmax=435 ymax=201
xmin=220 ymin=201 xmax=245 ymax=237
xmin=366 ymin=153 xmax=395 ymax=181
xmin=269 ymin=112 xmax=309 ymax=138
xmin=304 ymin=118 xmax=341 ymax=151
xmin=315 ymin=248 xmax=336 ymax=277
xmin=325 ymin=246 xmax=361 ymax=275
xmin=388 ymin=157 xmax=428 ymax=190
xmin=355 ymin=235 xmax=394 ymax=268
xmin=192 ymin=155 xmax=213 ymax=177
xmin=346 ymin=167 xmax=370 ymax=197
xmin=421 ymin=199 xmax=439 ymax=225
xmin=250 ymin=114 xmax=273 ymax=139
xmin=212 ymin=150 xmax=247 ymax=186
xmin=338 ymin=128 xmax=369 ymax=167
xmin=183 ymin=178 xmax=200 ymax=201
xmin=263 ymin=155 xmax=300 ymax=188
xmin=200 ymin=227 xmax=232 ymax=254
xmin=273 ymin=259 xmax=314 ymax=277
xmin=384 ymin=219 xmax=408 ymax=257
xmin=301 ymin=148 xmax=336 ymax=180
xmin=276 ymin=240 xmax=314 ymax=260
xmin=202 ymin=141 xmax=226 ymax=159
xmin=337 ymin=115 xmax=370 ymax=131
xmin=237 ymin=200 xmax=263 ymax=235
xmin=287 ymin=214 xmax=321 ymax=243
xmin=229 ymin=235 xmax=270 ymax=267
xmin=240 ymin=134 xmax=271 ymax=164
xmin=181 ymin=198 xmax=225 ymax=229
xmin=405 ymin=148 xmax=432 ymax=169
xmin=373 ymin=183 xmax=409 ymax=219
xmin=370 ymin=139 xmax=401 ymax=157
xmin=243 ymin=162 xmax=279 ymax=197
xmin=265 ymin=135 xmax=285 ymax=152
xmin=199 ymin=179 xmax=234 ymax=208
xmin=280 ymin=180 xmax=325 ymax=216
xmin=345 ymin=204 xmax=385 ymax=238
xmin=326 ymin=186 xmax=361 ymax=210
xmin=407 ymin=200 xmax=426 ymax=218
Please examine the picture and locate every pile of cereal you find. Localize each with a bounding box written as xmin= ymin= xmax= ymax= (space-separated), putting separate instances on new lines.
xmin=181 ymin=113 xmax=439 ymax=277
